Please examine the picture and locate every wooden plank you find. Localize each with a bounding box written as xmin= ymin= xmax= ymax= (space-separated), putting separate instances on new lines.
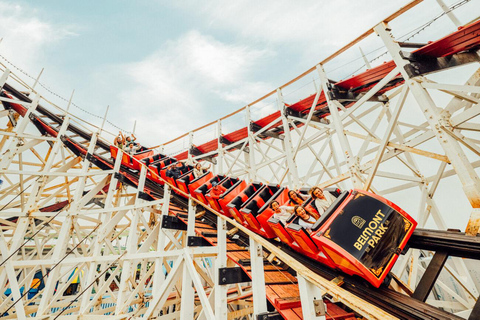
xmin=264 ymin=271 xmax=298 ymax=285
xmin=279 ymin=308 xmax=303 ymax=320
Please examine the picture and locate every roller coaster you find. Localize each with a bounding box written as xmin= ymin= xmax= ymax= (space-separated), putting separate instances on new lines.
xmin=1 ymin=0 xmax=480 ymax=319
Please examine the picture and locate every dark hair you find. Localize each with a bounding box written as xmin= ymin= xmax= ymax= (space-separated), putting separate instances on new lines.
xmin=269 ymin=200 xmax=279 ymax=209
xmin=293 ymin=205 xmax=302 ymax=215
xmin=288 ymin=190 xmax=303 ymax=204
xmin=293 ymin=205 xmax=314 ymax=223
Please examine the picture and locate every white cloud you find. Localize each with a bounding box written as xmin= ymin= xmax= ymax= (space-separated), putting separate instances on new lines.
xmin=184 ymin=1 xmax=409 ymax=48
xmin=114 ymin=30 xmax=274 ymax=145
xmin=0 ymin=3 xmax=75 ymax=71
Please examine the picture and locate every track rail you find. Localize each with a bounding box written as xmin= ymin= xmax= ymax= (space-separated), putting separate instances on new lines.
xmin=409 ymin=228 xmax=480 ymax=260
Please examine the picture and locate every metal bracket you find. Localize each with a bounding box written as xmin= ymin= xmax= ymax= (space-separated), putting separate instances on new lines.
xmin=285 ymin=105 xmax=331 ymax=124
xmin=137 ymin=191 xmax=152 ymax=201
xmin=250 ymin=122 xmax=284 ymax=140
xmin=218 ymin=267 xmax=250 ymax=285
xmin=313 ymin=299 xmax=326 ymax=317
xmin=256 ymin=312 xmax=283 ymax=320
xmin=189 ymin=145 xmax=218 ymax=164
xmin=86 ymin=152 xmax=94 ymax=162
xmin=161 ymin=215 xmax=187 ymax=230
xmin=238 ymin=258 xmax=269 ymax=267
xmin=189 ymin=145 xmax=203 ymax=157
xmin=284 ymin=107 xmax=303 ymax=119
xmin=328 ymin=86 xmax=389 ymax=103
xmin=201 ymin=231 xmax=217 ymax=238
xmin=113 ymin=172 xmax=126 ymax=183
xmin=187 ymin=236 xmax=212 ymax=247
xmin=219 ymin=135 xmax=231 ymax=145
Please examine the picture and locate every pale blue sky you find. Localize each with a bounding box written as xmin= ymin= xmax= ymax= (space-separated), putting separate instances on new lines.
xmin=0 ymin=0 xmax=477 ymax=145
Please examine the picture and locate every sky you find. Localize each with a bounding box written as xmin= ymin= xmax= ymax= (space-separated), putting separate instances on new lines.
xmin=0 ymin=0 xmax=477 ymax=149
xmin=1 ymin=0 xmax=478 ymax=146
xmin=0 ymin=0 xmax=434 ymax=145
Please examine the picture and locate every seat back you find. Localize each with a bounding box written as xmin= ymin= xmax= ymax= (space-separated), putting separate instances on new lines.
xmin=242 ymin=202 xmax=262 ymax=230
xmin=205 ymin=176 xmax=230 ymax=211
xmin=188 ymin=171 xmax=214 ymax=196
xmin=142 ymin=153 xmax=166 ymax=166
xmin=226 ymin=196 xmax=247 ymax=224
xmin=324 ymin=187 xmax=342 ymax=198
xmin=311 ymin=191 xmax=350 ymax=232
xmin=286 ymin=223 xmax=319 ymax=255
xmin=177 ymin=170 xmax=195 ymax=193
xmin=268 ymin=217 xmax=296 ymax=247
xmin=226 ymin=182 xmax=264 ymax=224
xmin=110 ymin=145 xmax=118 ymax=160
xmin=133 ymin=149 xmax=154 ymax=161
xmin=218 ymin=179 xmax=247 ymax=217
xmin=194 ymin=175 xmax=225 ymax=204
xmin=240 ymin=184 xmax=275 ymax=217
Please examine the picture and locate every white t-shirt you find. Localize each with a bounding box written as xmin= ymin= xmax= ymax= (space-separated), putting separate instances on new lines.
xmin=298 ymin=216 xmax=317 ymax=230
xmin=314 ymin=191 xmax=336 ymax=217
xmin=128 ymin=145 xmax=139 ymax=155
xmin=273 ymin=206 xmax=293 ymax=225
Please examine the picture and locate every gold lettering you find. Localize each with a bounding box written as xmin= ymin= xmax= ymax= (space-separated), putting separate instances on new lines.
xmin=375 ymin=228 xmax=384 ymax=237
xmin=379 ymin=224 xmax=388 ymax=233
xmin=363 ymin=228 xmax=372 ymax=237
xmin=373 ymin=214 xmax=383 ymax=225
xmin=353 ymin=211 xmax=389 ymax=252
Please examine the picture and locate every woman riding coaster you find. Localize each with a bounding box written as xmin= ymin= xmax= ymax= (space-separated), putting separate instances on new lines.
xmin=287 ymin=190 xmax=308 ymax=206
xmin=269 ymin=200 xmax=294 ymax=225
xmin=192 ymin=161 xmax=211 ymax=179
xmin=293 ymin=205 xmax=318 ymax=230
xmin=309 ymin=186 xmax=335 ymax=217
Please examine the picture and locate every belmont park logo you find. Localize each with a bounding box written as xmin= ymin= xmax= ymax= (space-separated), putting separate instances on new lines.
xmin=352 ymin=216 xmax=366 ymax=229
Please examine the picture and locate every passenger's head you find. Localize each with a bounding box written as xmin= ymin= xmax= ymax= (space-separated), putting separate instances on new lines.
xmin=212 ymin=181 xmax=218 ymax=188
xmin=126 ymin=136 xmax=131 ymax=142
xmin=288 ymin=190 xmax=303 ymax=204
xmin=293 ymin=205 xmax=310 ymax=221
xmin=269 ymin=200 xmax=280 ymax=212
xmin=195 ymin=163 xmax=202 ymax=170
xmin=309 ymin=187 xmax=325 ymax=200
xmin=116 ymin=136 xmax=122 ymax=143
